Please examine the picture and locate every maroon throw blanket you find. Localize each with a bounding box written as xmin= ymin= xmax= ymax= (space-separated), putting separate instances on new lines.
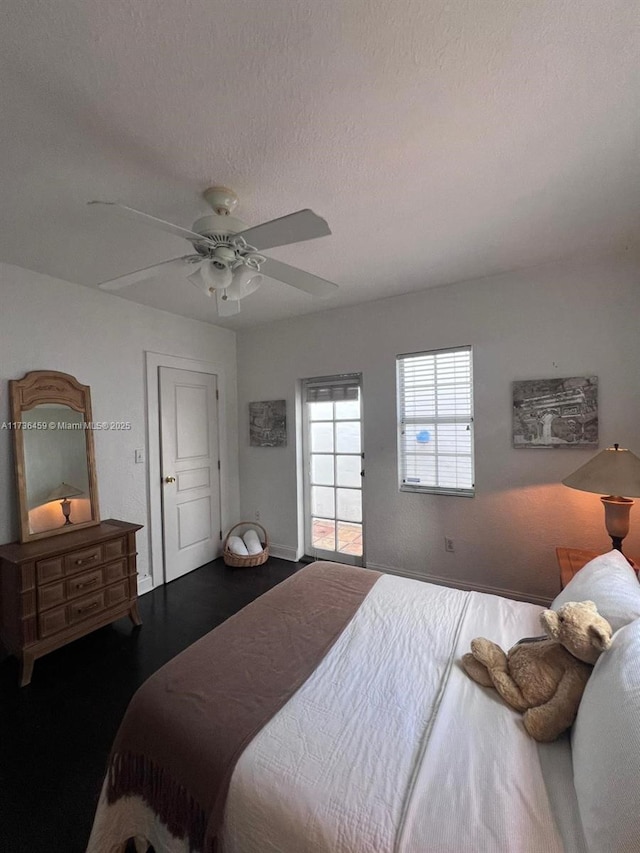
xmin=107 ymin=561 xmax=381 ymax=852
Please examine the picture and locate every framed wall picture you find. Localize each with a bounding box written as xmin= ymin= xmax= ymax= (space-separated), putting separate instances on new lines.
xmin=512 ymin=376 xmax=598 ymax=448
xmin=249 ymin=399 xmax=287 ymax=447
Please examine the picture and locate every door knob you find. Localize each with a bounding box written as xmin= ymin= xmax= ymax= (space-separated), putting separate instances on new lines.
xmin=164 ymin=475 xmax=176 ymax=483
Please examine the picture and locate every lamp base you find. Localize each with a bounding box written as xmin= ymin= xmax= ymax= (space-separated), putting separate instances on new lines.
xmin=601 ymin=496 xmax=633 ymax=553
xmin=61 ymin=498 xmax=72 ymax=526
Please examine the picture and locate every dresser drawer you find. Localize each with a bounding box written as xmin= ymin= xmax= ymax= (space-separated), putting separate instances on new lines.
xmin=68 ymin=590 xmax=105 ymax=625
xmin=63 ymin=545 xmax=102 ymax=575
xmin=38 ymin=580 xmax=66 ymax=611
xmin=103 ymin=558 xmax=127 ymax=584
xmin=39 ymin=604 xmax=68 ymax=638
xmin=36 ymin=556 xmax=64 ymax=585
xmin=105 ymin=579 xmax=129 ymax=607
xmin=66 ymin=568 xmax=103 ymax=600
xmin=103 ymin=537 xmax=126 ymax=562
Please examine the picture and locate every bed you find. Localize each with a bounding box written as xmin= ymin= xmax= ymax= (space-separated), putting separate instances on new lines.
xmin=86 ymin=555 xmax=640 ymax=853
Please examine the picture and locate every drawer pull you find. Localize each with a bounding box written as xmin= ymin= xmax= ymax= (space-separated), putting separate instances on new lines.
xmin=76 ymin=555 xmax=98 ymax=566
xmin=78 ymin=602 xmax=100 ymax=614
xmin=76 ymin=578 xmax=98 ymax=590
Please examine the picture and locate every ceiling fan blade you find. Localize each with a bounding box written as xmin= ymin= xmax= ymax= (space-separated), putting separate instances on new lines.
xmin=88 ymin=201 xmax=214 ymax=247
xmin=216 ymin=291 xmax=241 ymax=316
xmin=97 ymin=255 xmax=196 ymax=290
xmin=260 ymin=257 xmax=338 ymax=298
xmin=235 ymin=209 xmax=330 ymax=251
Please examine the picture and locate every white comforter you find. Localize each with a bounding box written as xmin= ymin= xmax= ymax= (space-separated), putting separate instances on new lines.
xmin=87 ymin=574 xmax=587 ymax=853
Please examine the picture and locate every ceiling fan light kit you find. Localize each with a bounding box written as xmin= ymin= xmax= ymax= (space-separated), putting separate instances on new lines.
xmin=187 ymin=260 xmax=231 ymax=295
xmin=90 ymin=186 xmax=338 ymax=315
xmin=225 ymin=266 xmax=263 ymax=300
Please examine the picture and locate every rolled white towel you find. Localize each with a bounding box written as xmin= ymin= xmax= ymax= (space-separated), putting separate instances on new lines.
xmin=227 ymin=535 xmax=249 ymax=556
xmin=243 ymin=528 xmax=264 ymax=555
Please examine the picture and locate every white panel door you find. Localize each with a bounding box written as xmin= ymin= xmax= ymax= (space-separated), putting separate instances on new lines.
xmin=159 ymin=367 xmax=221 ymax=582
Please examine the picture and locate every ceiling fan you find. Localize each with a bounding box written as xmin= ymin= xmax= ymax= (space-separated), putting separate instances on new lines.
xmin=89 ymin=187 xmax=338 ymax=316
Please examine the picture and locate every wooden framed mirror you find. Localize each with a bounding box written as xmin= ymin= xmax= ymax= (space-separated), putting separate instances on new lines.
xmin=9 ymin=370 xmax=101 ymax=542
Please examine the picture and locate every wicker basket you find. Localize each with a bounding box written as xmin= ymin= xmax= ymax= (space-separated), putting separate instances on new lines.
xmin=222 ymin=521 xmax=269 ymax=567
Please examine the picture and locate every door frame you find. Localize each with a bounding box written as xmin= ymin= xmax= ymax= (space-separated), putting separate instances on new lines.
xmin=145 ymin=351 xmax=229 ymax=590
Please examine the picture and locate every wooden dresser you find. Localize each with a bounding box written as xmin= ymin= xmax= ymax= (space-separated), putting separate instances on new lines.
xmin=0 ymin=519 xmax=143 ymax=686
xmin=556 ymin=546 xmax=639 ymax=589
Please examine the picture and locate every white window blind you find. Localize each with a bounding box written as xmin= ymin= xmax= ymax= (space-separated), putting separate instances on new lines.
xmin=397 ymin=346 xmax=474 ymax=496
xmin=304 ymin=374 xmax=360 ymax=402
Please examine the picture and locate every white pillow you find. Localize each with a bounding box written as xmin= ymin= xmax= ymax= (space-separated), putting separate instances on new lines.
xmin=572 ymin=618 xmax=640 ymax=852
xmin=242 ymin=528 xmax=263 ymax=555
xmin=552 ymin=550 xmax=640 ymax=632
xmin=227 ymin=535 xmax=249 ymax=556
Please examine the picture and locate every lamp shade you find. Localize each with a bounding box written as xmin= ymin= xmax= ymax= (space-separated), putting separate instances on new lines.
xmin=224 ymin=267 xmax=263 ymax=301
xmin=187 ymin=261 xmax=233 ymax=295
xmin=562 ymin=446 xmax=640 ymax=497
xmin=46 ymin=482 xmax=84 ymax=501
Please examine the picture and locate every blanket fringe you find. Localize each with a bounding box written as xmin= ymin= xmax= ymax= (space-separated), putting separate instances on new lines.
xmin=108 ymin=752 xmax=207 ymax=851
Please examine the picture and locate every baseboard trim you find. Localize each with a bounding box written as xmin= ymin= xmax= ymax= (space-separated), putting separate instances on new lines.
xmin=137 ymin=574 xmax=154 ymax=596
xmin=269 ymin=543 xmax=300 ymax=562
xmin=365 ymin=562 xmax=552 ymax=607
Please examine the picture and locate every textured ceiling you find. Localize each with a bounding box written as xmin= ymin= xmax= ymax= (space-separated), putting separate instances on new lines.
xmin=1 ymin=0 xmax=638 ymax=329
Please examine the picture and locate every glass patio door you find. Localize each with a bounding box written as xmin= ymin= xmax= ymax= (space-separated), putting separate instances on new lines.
xmin=303 ymin=374 xmax=363 ymax=565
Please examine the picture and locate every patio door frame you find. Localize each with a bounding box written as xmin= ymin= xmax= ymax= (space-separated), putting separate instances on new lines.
xmin=302 ymin=373 xmax=365 ymax=566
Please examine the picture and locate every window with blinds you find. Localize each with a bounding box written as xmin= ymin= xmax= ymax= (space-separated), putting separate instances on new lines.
xmin=397 ymin=346 xmax=474 ymax=496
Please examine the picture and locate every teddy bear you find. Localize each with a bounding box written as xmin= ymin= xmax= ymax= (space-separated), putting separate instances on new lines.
xmin=461 ymin=600 xmax=612 ymax=742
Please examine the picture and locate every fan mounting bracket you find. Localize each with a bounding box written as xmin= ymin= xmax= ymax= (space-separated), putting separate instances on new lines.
xmin=203 ymin=186 xmax=239 ymax=216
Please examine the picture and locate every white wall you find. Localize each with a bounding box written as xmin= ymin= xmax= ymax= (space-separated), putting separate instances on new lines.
xmin=237 ymin=254 xmax=640 ymax=602
xmin=0 ymin=263 xmax=239 ymax=586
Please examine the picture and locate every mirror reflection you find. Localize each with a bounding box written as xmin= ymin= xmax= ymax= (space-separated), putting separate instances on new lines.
xmin=23 ymin=405 xmax=93 ymax=534
xmin=10 ymin=370 xmax=100 ymax=542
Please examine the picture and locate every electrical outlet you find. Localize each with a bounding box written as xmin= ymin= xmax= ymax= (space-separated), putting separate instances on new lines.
xmin=255 ymin=509 xmax=260 ymax=521
xmin=444 ymin=537 xmax=455 ymax=552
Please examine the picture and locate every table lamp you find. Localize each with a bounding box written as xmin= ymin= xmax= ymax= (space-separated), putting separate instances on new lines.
xmin=46 ymin=482 xmax=84 ymax=525
xmin=562 ymin=444 xmax=640 ymax=552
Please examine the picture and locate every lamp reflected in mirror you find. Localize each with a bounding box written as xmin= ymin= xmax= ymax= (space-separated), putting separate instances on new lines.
xmin=45 ymin=482 xmax=85 ymax=526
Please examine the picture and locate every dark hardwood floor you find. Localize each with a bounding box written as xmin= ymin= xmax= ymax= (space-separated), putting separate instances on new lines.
xmin=0 ymin=556 xmax=302 ymax=853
